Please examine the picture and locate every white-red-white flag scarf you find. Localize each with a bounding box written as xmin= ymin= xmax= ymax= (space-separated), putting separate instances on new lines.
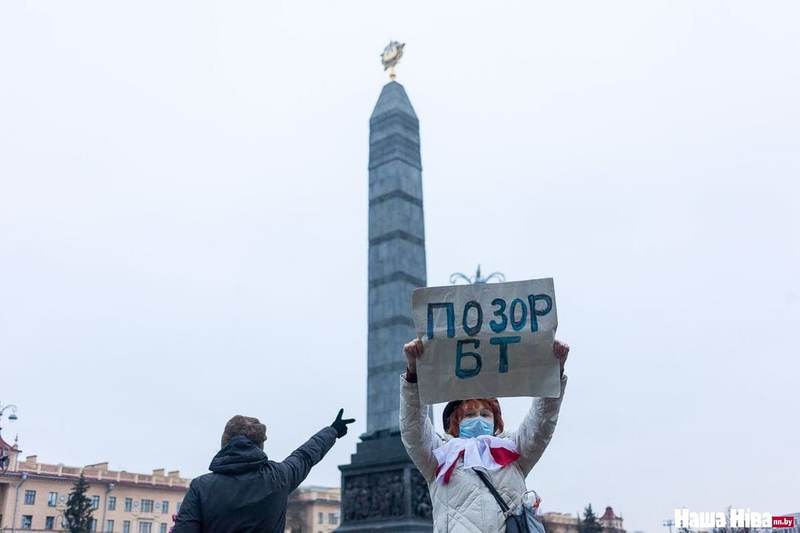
xmin=433 ymin=435 xmax=520 ymax=485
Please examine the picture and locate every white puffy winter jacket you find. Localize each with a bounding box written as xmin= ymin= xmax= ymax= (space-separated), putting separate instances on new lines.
xmin=400 ymin=374 xmax=567 ymax=533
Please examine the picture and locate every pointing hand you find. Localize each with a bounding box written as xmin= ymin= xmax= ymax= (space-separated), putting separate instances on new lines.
xmin=331 ymin=409 xmax=356 ymax=438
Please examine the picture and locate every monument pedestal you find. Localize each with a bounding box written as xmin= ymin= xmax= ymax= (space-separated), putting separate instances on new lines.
xmin=338 ymin=430 xmax=432 ymax=532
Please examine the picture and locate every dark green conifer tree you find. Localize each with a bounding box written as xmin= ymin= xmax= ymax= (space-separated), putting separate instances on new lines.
xmin=63 ymin=473 xmax=94 ymax=533
xmin=580 ymin=504 xmax=604 ymax=533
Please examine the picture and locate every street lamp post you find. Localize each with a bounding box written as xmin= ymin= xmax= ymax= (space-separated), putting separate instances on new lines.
xmin=0 ymin=402 xmax=19 ymax=428
xmin=0 ymin=401 xmax=20 ymax=474
xmin=100 ymin=482 xmax=115 ymax=532
xmin=449 ymin=265 xmax=505 ymax=285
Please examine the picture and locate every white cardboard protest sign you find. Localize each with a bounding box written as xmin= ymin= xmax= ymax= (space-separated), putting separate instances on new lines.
xmin=411 ymin=278 xmax=560 ymax=404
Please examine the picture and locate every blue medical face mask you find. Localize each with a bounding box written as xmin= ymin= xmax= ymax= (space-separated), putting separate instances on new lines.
xmin=458 ymin=416 xmax=494 ymax=439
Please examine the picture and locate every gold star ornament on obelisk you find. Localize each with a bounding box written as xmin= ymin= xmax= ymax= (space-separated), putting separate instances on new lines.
xmin=381 ymin=41 xmax=405 ymax=80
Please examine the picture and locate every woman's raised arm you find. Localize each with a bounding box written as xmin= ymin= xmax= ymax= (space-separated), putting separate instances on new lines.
xmin=515 ymin=340 xmax=570 ymax=476
xmin=399 ymin=338 xmax=442 ymax=482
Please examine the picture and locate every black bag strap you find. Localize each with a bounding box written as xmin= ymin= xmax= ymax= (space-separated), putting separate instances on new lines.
xmin=473 ymin=469 xmax=510 ymax=514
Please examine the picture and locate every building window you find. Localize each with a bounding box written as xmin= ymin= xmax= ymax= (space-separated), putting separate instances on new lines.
xmin=45 ymin=516 xmax=56 ymax=530
xmin=176 ymin=501 xmax=181 ymax=512
xmin=48 ymin=492 xmax=58 ymax=507
xmin=106 ymin=519 xmax=115 ymax=532
xmin=318 ymin=511 xmax=324 ymax=523
xmin=161 ymin=501 xmax=169 ymax=514
xmin=123 ymin=520 xmax=131 ymax=533
xmin=125 ymin=498 xmax=133 ymax=512
xmin=92 ymin=495 xmax=101 ymax=510
xmin=90 ymin=518 xmax=98 ymax=531
xmin=329 ymin=512 xmax=339 ymax=525
xmin=160 ymin=523 xmax=168 ymax=533
xmin=108 ymin=496 xmax=117 ymax=511
xmin=24 ymin=490 xmax=36 ymax=505
xmin=138 ymin=521 xmax=153 ymax=533
xmin=21 ymin=515 xmax=33 ymax=529
xmin=141 ymin=499 xmax=154 ymax=513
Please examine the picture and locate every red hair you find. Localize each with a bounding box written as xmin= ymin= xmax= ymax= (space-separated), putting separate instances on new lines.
xmin=446 ymin=399 xmax=504 ymax=437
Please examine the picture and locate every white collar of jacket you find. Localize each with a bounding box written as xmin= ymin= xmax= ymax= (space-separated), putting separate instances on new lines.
xmin=433 ymin=435 xmax=520 ymax=485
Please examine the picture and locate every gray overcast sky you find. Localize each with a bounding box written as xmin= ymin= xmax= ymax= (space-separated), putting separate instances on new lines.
xmin=1 ymin=1 xmax=798 ymax=531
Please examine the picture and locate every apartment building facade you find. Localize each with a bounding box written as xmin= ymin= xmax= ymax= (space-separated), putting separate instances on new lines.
xmin=284 ymin=486 xmax=341 ymax=533
xmin=0 ymin=435 xmax=188 ymax=532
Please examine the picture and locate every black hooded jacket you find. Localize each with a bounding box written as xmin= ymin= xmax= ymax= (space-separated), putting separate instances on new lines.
xmin=172 ymin=427 xmax=337 ymax=533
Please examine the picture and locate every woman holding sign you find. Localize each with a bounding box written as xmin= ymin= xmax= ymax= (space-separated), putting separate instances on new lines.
xmin=400 ymin=338 xmax=569 ymax=532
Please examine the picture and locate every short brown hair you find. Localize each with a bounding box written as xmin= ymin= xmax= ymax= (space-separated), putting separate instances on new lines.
xmin=221 ymin=415 xmax=267 ymax=449
xmin=446 ymin=399 xmax=504 ymax=437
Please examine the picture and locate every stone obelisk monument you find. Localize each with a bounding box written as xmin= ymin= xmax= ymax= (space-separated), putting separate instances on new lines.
xmin=338 ymin=42 xmax=433 ymax=532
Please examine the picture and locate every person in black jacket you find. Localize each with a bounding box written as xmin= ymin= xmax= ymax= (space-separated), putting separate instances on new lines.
xmin=172 ymin=409 xmax=354 ymax=533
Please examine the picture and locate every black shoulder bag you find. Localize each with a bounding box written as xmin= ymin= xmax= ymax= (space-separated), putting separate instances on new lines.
xmin=473 ymin=469 xmax=530 ymax=533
